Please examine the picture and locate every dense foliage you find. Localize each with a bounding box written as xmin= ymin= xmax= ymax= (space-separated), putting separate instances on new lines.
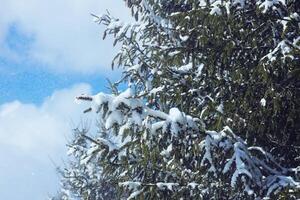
xmin=54 ymin=0 xmax=300 ymax=199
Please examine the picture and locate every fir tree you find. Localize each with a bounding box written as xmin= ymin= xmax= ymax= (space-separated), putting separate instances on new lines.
xmin=55 ymin=0 xmax=300 ymax=199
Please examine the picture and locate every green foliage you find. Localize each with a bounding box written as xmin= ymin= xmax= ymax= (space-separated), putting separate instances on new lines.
xmin=55 ymin=0 xmax=300 ymax=199
xmin=106 ymin=0 xmax=300 ymax=167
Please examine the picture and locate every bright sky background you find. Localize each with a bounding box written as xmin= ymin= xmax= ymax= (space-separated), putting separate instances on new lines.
xmin=0 ymin=1 xmax=131 ymax=199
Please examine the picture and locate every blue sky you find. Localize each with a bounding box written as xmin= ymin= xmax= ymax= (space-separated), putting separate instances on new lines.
xmin=0 ymin=1 xmax=130 ymax=199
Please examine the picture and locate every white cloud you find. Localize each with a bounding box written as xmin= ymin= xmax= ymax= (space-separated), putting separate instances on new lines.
xmin=0 ymin=0 xmax=131 ymax=73
xmin=0 ymin=83 xmax=95 ymax=200
xmin=0 ymin=83 xmax=92 ymax=153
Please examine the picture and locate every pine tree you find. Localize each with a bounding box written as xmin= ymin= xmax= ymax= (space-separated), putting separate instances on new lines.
xmin=55 ymin=0 xmax=300 ymax=199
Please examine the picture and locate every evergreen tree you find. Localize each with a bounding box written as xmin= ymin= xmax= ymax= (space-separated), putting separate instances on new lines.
xmin=55 ymin=0 xmax=300 ymax=199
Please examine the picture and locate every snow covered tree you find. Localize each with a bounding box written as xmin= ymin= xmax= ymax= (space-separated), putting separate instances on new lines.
xmin=108 ymin=0 xmax=300 ymax=168
xmin=55 ymin=0 xmax=300 ymax=199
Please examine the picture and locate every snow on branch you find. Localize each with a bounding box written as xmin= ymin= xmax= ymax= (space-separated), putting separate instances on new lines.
xmin=76 ymin=89 xmax=299 ymax=199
